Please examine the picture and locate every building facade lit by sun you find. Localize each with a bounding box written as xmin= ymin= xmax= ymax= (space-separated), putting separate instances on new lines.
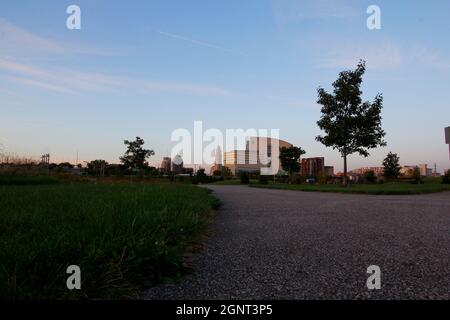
xmin=223 ymin=137 xmax=292 ymax=176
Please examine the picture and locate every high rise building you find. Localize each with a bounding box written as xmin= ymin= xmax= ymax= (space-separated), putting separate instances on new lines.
xmin=324 ymin=166 xmax=334 ymax=176
xmin=223 ymin=137 xmax=292 ymax=175
xmin=400 ymin=165 xmax=416 ymax=177
xmin=210 ymin=145 xmax=223 ymax=175
xmin=301 ymin=157 xmax=325 ymax=178
xmin=160 ymin=157 xmax=171 ymax=174
xmin=419 ymin=164 xmax=428 ymax=177
xmin=172 ymin=154 xmax=183 ymax=174
xmin=351 ymin=167 xmax=384 ymax=176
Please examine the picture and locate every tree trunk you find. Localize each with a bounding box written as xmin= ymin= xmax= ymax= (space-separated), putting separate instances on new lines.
xmin=343 ymin=154 xmax=348 ymax=187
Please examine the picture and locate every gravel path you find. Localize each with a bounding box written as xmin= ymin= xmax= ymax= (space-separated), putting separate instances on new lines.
xmin=146 ymin=186 xmax=450 ymax=299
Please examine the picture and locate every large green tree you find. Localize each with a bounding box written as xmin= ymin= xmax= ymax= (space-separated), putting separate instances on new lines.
xmin=279 ymin=146 xmax=306 ymax=183
xmin=382 ymin=152 xmax=401 ymax=180
xmin=87 ymin=159 xmax=108 ymax=176
xmin=316 ymin=60 xmax=386 ymax=186
xmin=119 ymin=137 xmax=155 ymax=171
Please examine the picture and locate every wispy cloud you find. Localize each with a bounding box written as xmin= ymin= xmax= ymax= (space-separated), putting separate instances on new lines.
xmin=0 ymin=58 xmax=233 ymax=96
xmin=317 ymin=40 xmax=450 ymax=71
xmin=409 ymin=46 xmax=450 ymax=70
xmin=0 ymin=18 xmax=123 ymax=57
xmin=0 ymin=59 xmax=49 ymax=77
xmin=0 ymin=18 xmax=65 ymax=54
xmin=319 ymin=41 xmax=402 ymax=69
xmin=272 ymin=0 xmax=359 ymax=24
xmin=155 ymin=29 xmax=248 ymax=57
xmin=6 ymin=76 xmax=76 ymax=94
xmin=142 ymin=80 xmax=232 ymax=96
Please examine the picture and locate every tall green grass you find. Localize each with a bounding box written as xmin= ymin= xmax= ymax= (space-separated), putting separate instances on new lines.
xmin=0 ymin=183 xmax=218 ymax=299
xmin=0 ymin=173 xmax=61 ymax=185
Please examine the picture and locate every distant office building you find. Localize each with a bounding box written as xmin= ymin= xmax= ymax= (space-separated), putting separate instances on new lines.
xmin=160 ymin=157 xmax=171 ymax=174
xmin=431 ymin=163 xmax=441 ymax=177
xmin=210 ymin=145 xmax=223 ymax=175
xmin=419 ymin=164 xmax=428 ymax=177
xmin=301 ymin=157 xmax=325 ymax=178
xmin=172 ymin=154 xmax=183 ymax=174
xmin=223 ymin=137 xmax=292 ymax=175
xmin=400 ymin=165 xmax=417 ymax=177
xmin=224 ymin=150 xmax=261 ymax=175
xmin=210 ymin=164 xmax=222 ymax=175
xmin=324 ymin=166 xmax=334 ymax=176
xmin=351 ymin=167 xmax=384 ymax=176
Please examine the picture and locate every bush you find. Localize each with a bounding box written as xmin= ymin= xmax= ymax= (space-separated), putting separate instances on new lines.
xmin=412 ymin=167 xmax=423 ymax=184
xmin=317 ymin=172 xmax=329 ymax=185
xmin=258 ymin=174 xmax=269 ymax=185
xmin=364 ymin=170 xmax=377 ymax=184
xmin=220 ymin=167 xmax=232 ymax=179
xmin=196 ymin=169 xmax=208 ymax=184
xmin=293 ymin=174 xmax=306 ymax=184
xmin=239 ymin=171 xmax=250 ymax=184
xmin=443 ymin=171 xmax=450 ymax=184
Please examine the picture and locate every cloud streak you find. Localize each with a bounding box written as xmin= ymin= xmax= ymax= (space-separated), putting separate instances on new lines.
xmin=0 ymin=18 xmax=123 ymax=57
xmin=272 ymin=0 xmax=359 ymax=25
xmin=319 ymin=42 xmax=402 ymax=69
xmin=0 ymin=58 xmax=233 ymax=96
xmin=317 ymin=40 xmax=450 ymax=71
xmin=155 ymin=29 xmax=248 ymax=57
xmin=0 ymin=18 xmax=65 ymax=54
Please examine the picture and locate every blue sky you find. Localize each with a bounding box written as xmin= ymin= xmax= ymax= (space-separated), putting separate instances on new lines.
xmin=0 ymin=0 xmax=449 ymax=171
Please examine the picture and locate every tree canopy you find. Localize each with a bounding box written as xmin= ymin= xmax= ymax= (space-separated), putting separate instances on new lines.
xmin=119 ymin=137 xmax=154 ymax=171
xmin=279 ymin=146 xmax=306 ymax=181
xmin=382 ymin=152 xmax=401 ymax=179
xmin=316 ymin=60 xmax=386 ymax=185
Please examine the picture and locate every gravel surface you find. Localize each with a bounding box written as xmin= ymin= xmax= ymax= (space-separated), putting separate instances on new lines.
xmin=146 ymin=186 xmax=450 ymax=299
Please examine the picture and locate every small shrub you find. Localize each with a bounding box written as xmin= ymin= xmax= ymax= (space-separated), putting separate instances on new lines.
xmin=258 ymin=175 xmax=269 ymax=185
xmin=411 ymin=167 xmax=423 ymax=184
xmin=317 ymin=172 xmax=329 ymax=185
xmin=442 ymin=171 xmax=450 ymax=184
xmin=364 ymin=170 xmax=377 ymax=184
xmin=239 ymin=171 xmax=250 ymax=184
xmin=196 ymin=169 xmax=208 ymax=184
xmin=293 ymin=174 xmax=306 ymax=184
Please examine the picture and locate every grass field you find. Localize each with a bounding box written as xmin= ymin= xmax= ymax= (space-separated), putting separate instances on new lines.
xmin=251 ymin=181 xmax=450 ymax=195
xmin=0 ymin=173 xmax=61 ymax=185
xmin=0 ymin=181 xmax=218 ymax=299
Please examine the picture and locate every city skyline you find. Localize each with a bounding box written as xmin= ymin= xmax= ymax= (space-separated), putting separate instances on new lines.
xmin=1 ymin=1 xmax=450 ymax=172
